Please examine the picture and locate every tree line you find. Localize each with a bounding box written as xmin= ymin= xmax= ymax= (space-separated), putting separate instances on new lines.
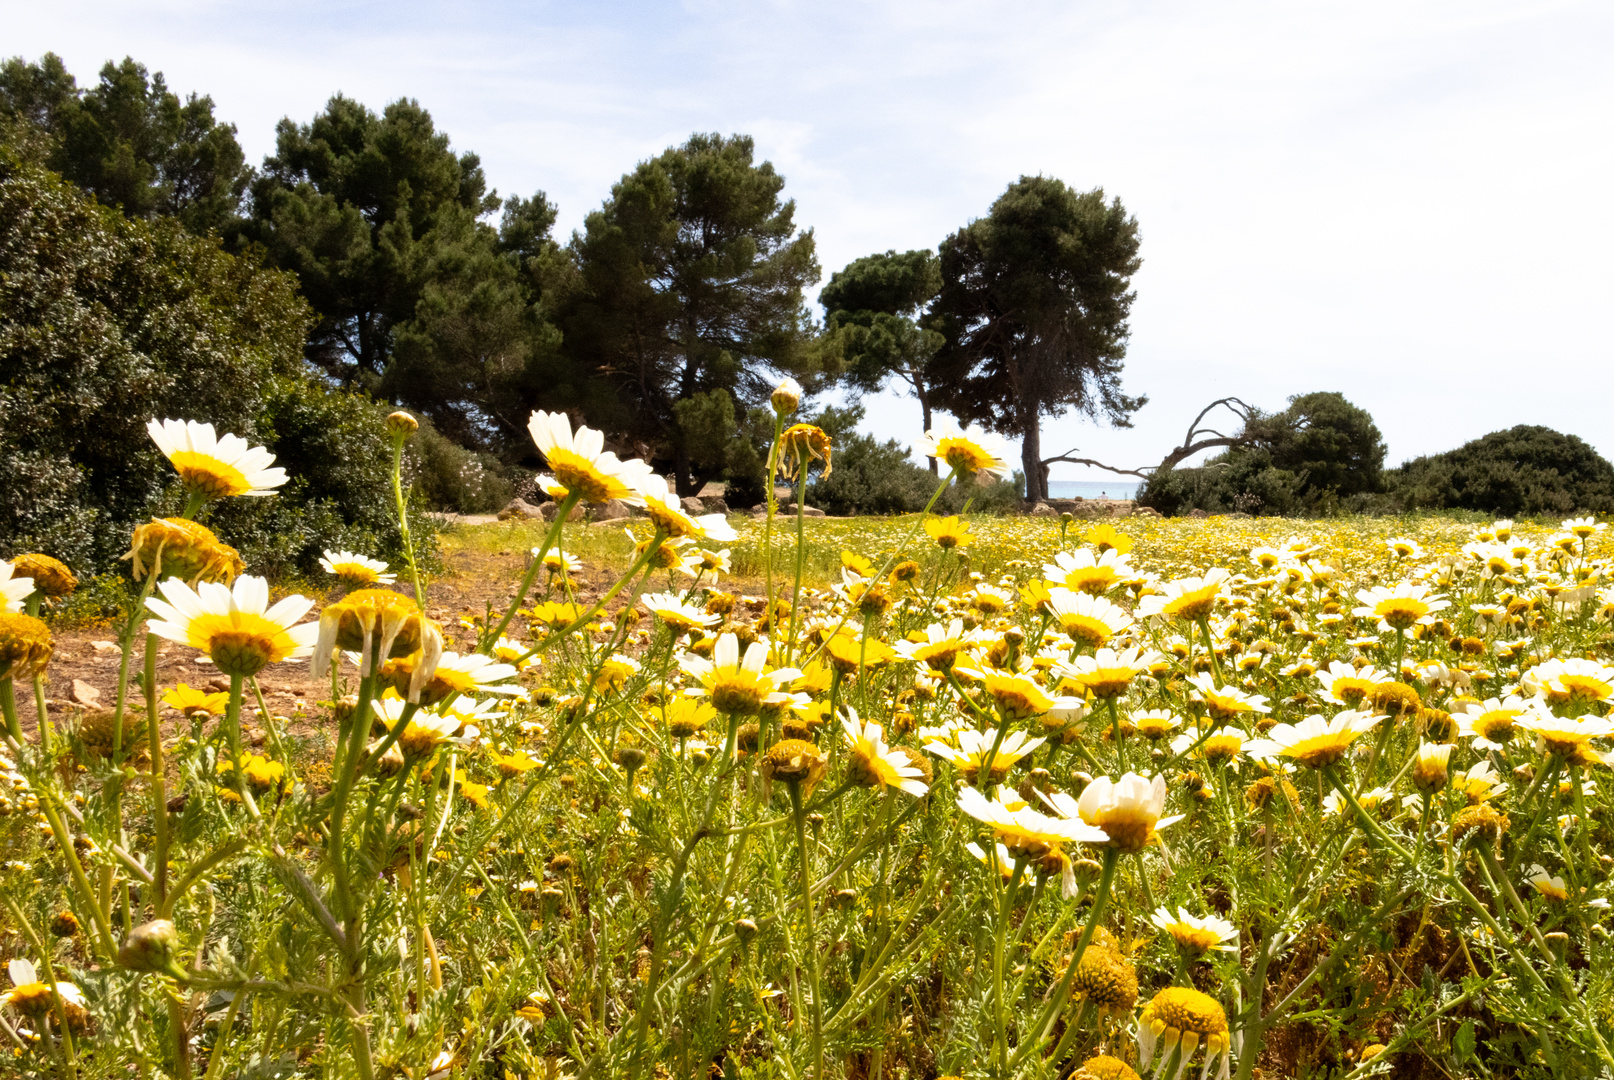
xmin=0 ymin=52 xmax=1146 ymax=503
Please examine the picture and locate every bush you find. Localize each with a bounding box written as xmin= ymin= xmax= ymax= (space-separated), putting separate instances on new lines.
xmin=1138 ymin=391 xmax=1383 ymax=516
xmin=1387 ymin=425 xmax=1614 ymax=516
xmin=0 ymin=150 xmax=434 ymax=579
xmin=406 ymin=418 xmax=517 ymax=514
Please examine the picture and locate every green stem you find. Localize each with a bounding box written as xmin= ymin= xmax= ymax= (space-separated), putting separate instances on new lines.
xmin=0 ymin=679 xmax=20 ymax=744
xmin=484 ymin=490 xmax=582 ymax=650
xmin=790 ymin=782 xmax=826 ymax=1079
xmin=991 ymin=857 xmax=1027 ymax=1076
xmin=145 ymin=634 xmax=170 ymax=907
xmin=390 ymin=435 xmax=426 ymax=610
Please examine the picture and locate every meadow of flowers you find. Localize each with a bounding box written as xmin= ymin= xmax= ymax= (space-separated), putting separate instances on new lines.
xmin=4 ymin=386 xmax=1614 ymax=1080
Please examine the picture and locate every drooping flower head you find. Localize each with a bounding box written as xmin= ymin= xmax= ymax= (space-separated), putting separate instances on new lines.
xmin=778 ymin=424 xmax=834 ymax=480
xmin=145 ymin=575 xmax=317 ymax=678
xmin=124 ymin=518 xmax=245 ymax=585
xmin=313 ymin=588 xmax=442 ymax=681
xmin=0 ymin=611 xmax=53 ymax=682
xmin=1137 ymin=986 xmax=1233 ymax=1080
xmin=10 ymin=554 xmax=75 ymax=599
xmin=527 ymin=410 xmax=653 ymax=505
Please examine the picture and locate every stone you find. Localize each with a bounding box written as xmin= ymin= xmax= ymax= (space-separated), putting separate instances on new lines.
xmin=590 ymin=499 xmax=630 ymax=522
xmin=700 ymin=495 xmax=729 ymax=515
xmin=1029 ymin=502 xmax=1057 ymax=517
xmin=498 ymin=498 xmax=544 ymax=521
xmin=537 ymin=500 xmax=584 ymax=522
xmin=71 ymin=680 xmax=102 ymax=708
xmin=1131 ymin=505 xmax=1162 ymax=518
xmin=681 ymin=496 xmax=707 ymax=515
xmin=1189 ymin=508 xmax=1209 ymax=518
xmin=780 ymin=503 xmax=826 ymax=518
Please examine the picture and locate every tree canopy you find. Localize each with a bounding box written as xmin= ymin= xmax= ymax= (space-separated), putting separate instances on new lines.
xmin=928 ymin=176 xmax=1144 ymax=502
xmin=0 ymin=52 xmax=251 ymax=234
xmin=558 ymin=132 xmax=823 ymax=494
xmin=1389 ymin=425 xmax=1614 ymax=516
xmin=820 ymin=249 xmax=944 ymax=470
xmin=239 ymin=95 xmax=576 ymax=450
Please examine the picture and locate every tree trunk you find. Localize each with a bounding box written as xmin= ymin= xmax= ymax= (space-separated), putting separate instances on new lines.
xmin=673 ymin=440 xmax=695 ymax=498
xmin=1021 ymin=420 xmax=1044 ymax=503
xmin=919 ymin=392 xmax=937 ymax=475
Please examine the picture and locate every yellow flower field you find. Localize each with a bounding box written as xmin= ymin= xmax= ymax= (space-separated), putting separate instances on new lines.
xmin=4 ymin=405 xmax=1614 ymax=1079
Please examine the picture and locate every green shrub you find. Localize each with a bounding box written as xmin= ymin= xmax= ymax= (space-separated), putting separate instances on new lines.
xmin=405 ymin=419 xmax=517 ymax=514
xmin=0 ymin=150 xmax=434 ymax=579
xmin=1388 ymin=425 xmax=1614 ymax=516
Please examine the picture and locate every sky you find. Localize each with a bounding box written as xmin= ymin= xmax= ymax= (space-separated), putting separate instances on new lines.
xmin=9 ymin=0 xmax=1614 ymax=480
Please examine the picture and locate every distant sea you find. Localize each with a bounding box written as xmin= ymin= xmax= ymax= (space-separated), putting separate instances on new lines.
xmin=1047 ymin=479 xmax=1140 ymax=501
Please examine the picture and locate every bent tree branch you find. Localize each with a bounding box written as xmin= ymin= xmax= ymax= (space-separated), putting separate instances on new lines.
xmin=1039 ymin=397 xmax=1255 ymax=484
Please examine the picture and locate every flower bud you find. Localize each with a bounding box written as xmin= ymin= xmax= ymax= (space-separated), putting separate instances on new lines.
xmin=386 ymin=411 xmax=420 ymax=441
xmin=118 ymin=919 xmax=180 ymax=974
xmin=1412 ymin=742 xmax=1453 ymax=794
xmin=734 ymin=917 xmax=759 ymax=945
xmin=770 ymin=378 xmax=803 ymax=417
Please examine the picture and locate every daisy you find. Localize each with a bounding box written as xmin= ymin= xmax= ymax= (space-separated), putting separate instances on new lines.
xmin=526 ymin=410 xmax=654 ymax=505
xmin=1150 ymin=906 xmax=1238 ymax=953
xmin=956 ymin=786 xmax=1107 ymax=862
xmin=641 ymin=592 xmax=722 ymax=633
xmin=1054 ymin=646 xmax=1162 ymax=700
xmin=841 ymin=709 xmax=928 ymax=797
xmin=1527 ymin=865 xmax=1569 ymax=901
xmin=1245 ymin=711 xmax=1382 ymax=770
xmin=147 ymin=418 xmax=287 ymax=501
xmin=1043 ymin=549 xmax=1134 ymax=596
xmin=1187 ymin=673 xmax=1270 ymax=723
xmin=1315 ymin=661 xmax=1391 ymax=708
xmin=1048 ymin=772 xmax=1183 ymax=855
xmin=0 ymin=560 xmax=35 ymax=613
xmin=1384 ymin=537 xmax=1424 ymax=560
xmin=320 ymin=550 xmax=396 ymax=588
xmin=1 ymin=958 xmax=87 ymax=1022
xmin=892 ymin=619 xmax=985 ymax=672
xmin=1045 ymin=589 xmax=1133 ymax=648
xmin=924 ymin=727 xmax=1045 ymax=782
xmin=1450 ymin=760 xmax=1508 ymax=804
xmin=635 ymin=474 xmax=738 ymax=541
xmin=1453 ymin=696 xmax=1528 ymax=750
xmin=679 ymin=633 xmax=801 ymax=717
xmin=1521 ymin=657 xmax=1614 ymax=705
xmin=1136 ymin=568 xmax=1231 ymax=623
xmin=313 ymin=588 xmax=441 ymax=680
xmin=1137 ymin=986 xmax=1233 ymax=1080
xmin=144 ymin=575 xmax=317 ymax=678
xmin=919 ymin=419 xmax=1012 ymax=478
xmin=1515 ymin=708 xmax=1614 ymax=757
xmin=924 ymin=515 xmax=974 ymax=550
xmin=1352 ymin=583 xmax=1450 ymax=633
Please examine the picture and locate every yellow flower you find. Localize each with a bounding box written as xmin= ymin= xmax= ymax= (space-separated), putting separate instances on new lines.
xmin=1137 ymin=986 xmax=1232 ymax=1080
xmin=1054 ymin=647 xmax=1161 ymax=700
xmin=924 ymin=515 xmax=974 ymax=550
xmin=145 ymin=575 xmax=316 ymax=678
xmin=1083 ymin=523 xmax=1133 ymax=555
xmin=841 ymin=550 xmax=875 ymax=577
xmin=385 ymin=650 xmax=520 ymax=707
xmin=493 ymin=750 xmax=542 ymax=778
xmin=2 ymin=959 xmax=88 ymax=1025
xmin=1454 ymin=696 xmax=1526 ymax=750
xmin=1352 ymin=583 xmax=1450 ymax=632
xmin=761 ymin=738 xmax=827 ymax=795
xmin=527 ymin=410 xmax=654 ymax=504
xmin=640 ymin=592 xmax=721 ymax=633
xmin=11 ymin=554 xmax=76 ymax=598
xmin=1187 ymin=673 xmax=1270 ymax=723
xmin=956 ymin=786 xmax=1105 ymax=866
xmin=161 ymin=682 xmax=230 ymax=717
xmin=0 ymin=560 xmax=35 ymax=613
xmin=919 ymin=419 xmax=1011 ymax=478
xmin=822 ymin=632 xmax=897 ymax=675
xmin=893 ymin=619 xmax=982 ymax=673
xmin=123 ymin=517 xmax=245 ymax=585
xmin=320 ymin=550 xmax=396 ymax=587
xmin=0 ymin=611 xmax=53 ymax=682
xmin=978 ymin=668 xmax=1055 ymax=719
xmin=1515 ymin=707 xmax=1614 ymax=757
xmin=1316 ymin=661 xmax=1391 ymax=707
xmin=216 ymin=753 xmax=286 ymax=793
xmin=1522 ymin=658 xmax=1614 ymax=705
xmin=147 ymin=418 xmax=288 ymax=501
xmin=528 ymin=601 xmax=584 ymax=630
xmin=1527 ymin=864 xmax=1569 ymax=901
xmin=313 ymin=588 xmax=440 ymax=679
xmin=636 ymin=474 xmax=739 ymax=541
xmin=458 ymin=779 xmax=491 ymax=809
xmin=924 ymin=726 xmax=1045 ymax=783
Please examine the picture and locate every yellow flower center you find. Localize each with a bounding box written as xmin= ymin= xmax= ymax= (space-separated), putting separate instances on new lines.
xmin=1063 ymin=567 xmax=1121 ymax=596
xmin=1059 ymin=614 xmax=1113 ymax=648
xmin=169 ymin=450 xmax=251 ymax=499
xmin=545 ymin=447 xmax=633 ymax=504
xmin=1375 ymin=598 xmax=1429 ymax=630
xmin=934 ymin=436 xmax=997 ymax=474
xmin=187 ymin=613 xmax=298 ymax=677
xmin=1471 ymin=709 xmax=1517 ymax=742
xmin=0 ymin=611 xmax=54 ymax=681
